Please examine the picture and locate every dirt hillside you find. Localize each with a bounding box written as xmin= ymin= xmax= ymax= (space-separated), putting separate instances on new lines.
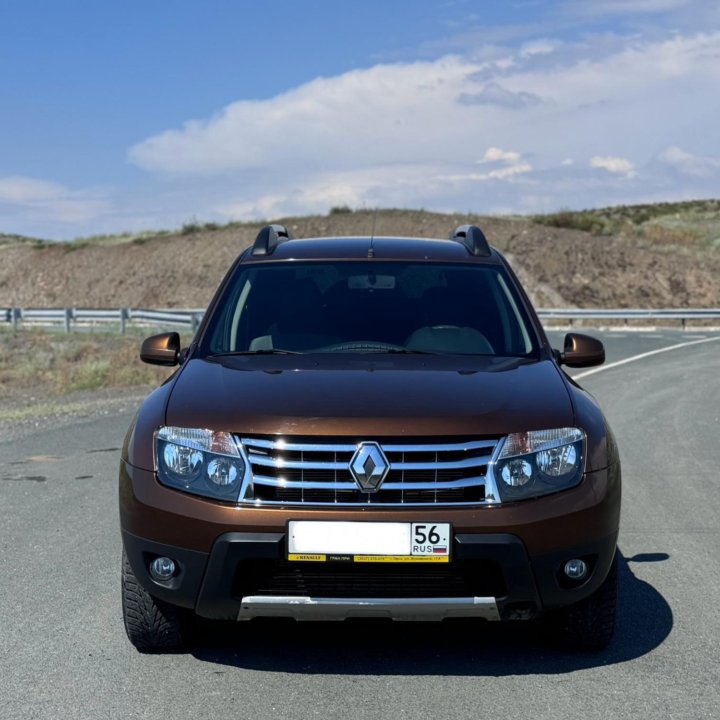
xmin=1 ymin=209 xmax=718 ymax=309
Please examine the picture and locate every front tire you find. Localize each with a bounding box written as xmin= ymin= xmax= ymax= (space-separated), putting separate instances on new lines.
xmin=121 ymin=550 xmax=189 ymax=652
xmin=551 ymin=553 xmax=618 ymax=651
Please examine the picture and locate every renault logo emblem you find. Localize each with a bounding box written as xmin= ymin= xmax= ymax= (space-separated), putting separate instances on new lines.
xmin=349 ymin=442 xmax=390 ymax=493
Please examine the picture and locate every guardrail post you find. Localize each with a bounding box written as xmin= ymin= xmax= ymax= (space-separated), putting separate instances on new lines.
xmin=191 ymin=312 xmax=201 ymax=334
xmin=120 ymin=308 xmax=128 ymax=335
xmin=64 ymin=308 xmax=72 ymax=333
xmin=11 ymin=307 xmax=20 ymax=330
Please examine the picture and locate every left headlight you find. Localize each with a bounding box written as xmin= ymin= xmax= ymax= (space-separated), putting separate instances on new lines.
xmin=155 ymin=426 xmax=246 ymax=502
xmin=492 ymin=427 xmax=585 ymax=502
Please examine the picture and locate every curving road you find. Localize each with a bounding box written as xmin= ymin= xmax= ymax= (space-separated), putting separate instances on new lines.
xmin=1 ymin=329 xmax=719 ymax=720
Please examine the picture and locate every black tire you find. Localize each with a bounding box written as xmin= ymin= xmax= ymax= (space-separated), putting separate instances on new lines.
xmin=121 ymin=550 xmax=189 ymax=652
xmin=550 ymin=553 xmax=618 ymax=651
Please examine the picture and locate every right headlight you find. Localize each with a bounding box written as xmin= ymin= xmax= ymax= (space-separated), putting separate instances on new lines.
xmin=492 ymin=427 xmax=585 ymax=501
xmin=154 ymin=426 xmax=246 ymax=502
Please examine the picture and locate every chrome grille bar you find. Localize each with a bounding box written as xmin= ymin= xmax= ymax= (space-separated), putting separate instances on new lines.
xmin=248 ymin=454 xmax=490 ymax=471
xmin=250 ymin=474 xmax=489 ymax=491
xmin=242 ymin=438 xmax=496 ymax=454
xmin=243 ymin=438 xmax=358 ymax=453
xmin=240 ymin=436 xmax=501 ymax=506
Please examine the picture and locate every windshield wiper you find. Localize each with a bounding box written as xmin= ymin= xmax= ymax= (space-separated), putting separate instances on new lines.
xmin=209 ymin=349 xmax=301 ymax=357
xmin=384 ymin=348 xmax=436 ymax=355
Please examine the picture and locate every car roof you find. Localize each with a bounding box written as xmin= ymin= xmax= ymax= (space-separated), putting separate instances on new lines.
xmin=241 ymin=236 xmax=503 ymax=264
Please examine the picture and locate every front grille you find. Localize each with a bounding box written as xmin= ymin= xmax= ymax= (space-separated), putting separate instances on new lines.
xmin=232 ymin=559 xmax=507 ymax=599
xmin=239 ymin=436 xmax=500 ymax=506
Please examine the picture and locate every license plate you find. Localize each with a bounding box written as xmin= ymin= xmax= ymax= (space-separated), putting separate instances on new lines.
xmin=287 ymin=521 xmax=452 ymax=563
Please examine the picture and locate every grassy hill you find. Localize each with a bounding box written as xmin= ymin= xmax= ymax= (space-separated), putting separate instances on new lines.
xmin=1 ymin=202 xmax=719 ymax=309
xmin=532 ymin=199 xmax=720 ymax=250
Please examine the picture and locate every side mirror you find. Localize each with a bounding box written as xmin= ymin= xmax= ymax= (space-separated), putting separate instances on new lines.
xmin=140 ymin=332 xmax=180 ymax=366
xmin=559 ymin=332 xmax=605 ymax=368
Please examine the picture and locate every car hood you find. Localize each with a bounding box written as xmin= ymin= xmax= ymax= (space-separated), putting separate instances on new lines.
xmin=165 ymin=355 xmax=574 ymax=437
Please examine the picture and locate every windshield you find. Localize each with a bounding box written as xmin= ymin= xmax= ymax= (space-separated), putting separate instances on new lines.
xmin=200 ymin=261 xmax=538 ymax=357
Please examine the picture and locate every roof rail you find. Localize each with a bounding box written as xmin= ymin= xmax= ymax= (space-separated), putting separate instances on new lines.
xmin=252 ymin=224 xmax=293 ymax=256
xmin=449 ymin=225 xmax=491 ymax=257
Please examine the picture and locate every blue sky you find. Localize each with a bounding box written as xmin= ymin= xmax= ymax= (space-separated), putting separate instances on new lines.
xmin=1 ymin=0 xmax=719 ymax=239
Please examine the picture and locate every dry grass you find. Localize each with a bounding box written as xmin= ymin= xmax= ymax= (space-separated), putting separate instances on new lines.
xmin=0 ymin=328 xmax=187 ymax=400
xmin=531 ymin=199 xmax=720 ymax=249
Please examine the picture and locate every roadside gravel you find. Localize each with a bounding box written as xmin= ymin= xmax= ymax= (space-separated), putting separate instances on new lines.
xmin=0 ymin=385 xmax=152 ymax=442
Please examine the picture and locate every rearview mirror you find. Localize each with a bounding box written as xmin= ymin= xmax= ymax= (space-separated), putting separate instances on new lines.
xmin=559 ymin=332 xmax=605 ymax=368
xmin=140 ymin=332 xmax=181 ymax=366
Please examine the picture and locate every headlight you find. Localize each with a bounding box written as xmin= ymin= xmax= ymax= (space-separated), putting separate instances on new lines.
xmin=492 ymin=427 xmax=585 ymax=501
xmin=155 ymin=426 xmax=246 ymax=501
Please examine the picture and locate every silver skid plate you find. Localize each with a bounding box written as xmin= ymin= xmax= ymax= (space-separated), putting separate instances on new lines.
xmin=238 ymin=596 xmax=500 ymax=622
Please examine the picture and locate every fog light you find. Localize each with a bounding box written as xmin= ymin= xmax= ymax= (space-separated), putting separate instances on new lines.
xmin=149 ymin=556 xmax=176 ymax=582
xmin=564 ymin=558 xmax=588 ymax=580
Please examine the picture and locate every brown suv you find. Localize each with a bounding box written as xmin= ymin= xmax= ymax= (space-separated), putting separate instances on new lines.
xmin=119 ymin=224 xmax=620 ymax=652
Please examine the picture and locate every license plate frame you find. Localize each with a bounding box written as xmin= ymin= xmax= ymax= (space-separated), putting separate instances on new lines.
xmin=287 ymin=521 xmax=452 ymax=563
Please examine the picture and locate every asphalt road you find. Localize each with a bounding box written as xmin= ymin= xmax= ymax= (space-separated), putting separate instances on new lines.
xmin=1 ymin=329 xmax=719 ymax=720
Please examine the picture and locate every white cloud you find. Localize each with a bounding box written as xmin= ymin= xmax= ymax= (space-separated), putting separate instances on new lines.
xmin=128 ymin=53 xmax=557 ymax=178
xmin=657 ymin=146 xmax=720 ymax=176
xmin=0 ymin=177 xmax=66 ymax=204
xmin=0 ymin=176 xmax=109 ymax=224
xmin=519 ymin=40 xmax=560 ymax=57
xmin=120 ymin=29 xmax=720 ymax=226
xmin=480 ymin=148 xmax=522 ymax=164
xmin=216 ymin=170 xmax=376 ymax=220
xmin=129 ymin=57 xmax=483 ymax=175
xmin=457 ymin=82 xmax=543 ymax=109
xmin=590 ymin=156 xmax=638 ymax=177
xmin=214 ymin=162 xmax=482 ymax=221
xmin=476 ymin=147 xmax=533 ymax=178
xmin=563 ymin=0 xmax=695 ymax=16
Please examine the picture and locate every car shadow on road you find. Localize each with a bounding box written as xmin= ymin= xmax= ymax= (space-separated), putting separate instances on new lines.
xmin=190 ymin=550 xmax=672 ymax=675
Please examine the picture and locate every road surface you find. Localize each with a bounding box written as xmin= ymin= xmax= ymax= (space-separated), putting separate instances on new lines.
xmin=1 ymin=329 xmax=719 ymax=719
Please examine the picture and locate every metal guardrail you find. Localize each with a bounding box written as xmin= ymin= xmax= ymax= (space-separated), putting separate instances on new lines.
xmin=2 ymin=307 xmax=719 ymax=333
xmin=538 ymin=308 xmax=720 ymax=319
xmin=538 ymin=308 xmax=720 ymax=328
xmin=1 ymin=307 xmax=205 ymax=333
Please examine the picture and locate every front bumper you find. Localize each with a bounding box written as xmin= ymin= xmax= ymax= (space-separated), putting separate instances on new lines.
xmin=122 ymin=527 xmax=618 ymax=621
xmin=120 ymin=460 xmax=620 ymax=621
